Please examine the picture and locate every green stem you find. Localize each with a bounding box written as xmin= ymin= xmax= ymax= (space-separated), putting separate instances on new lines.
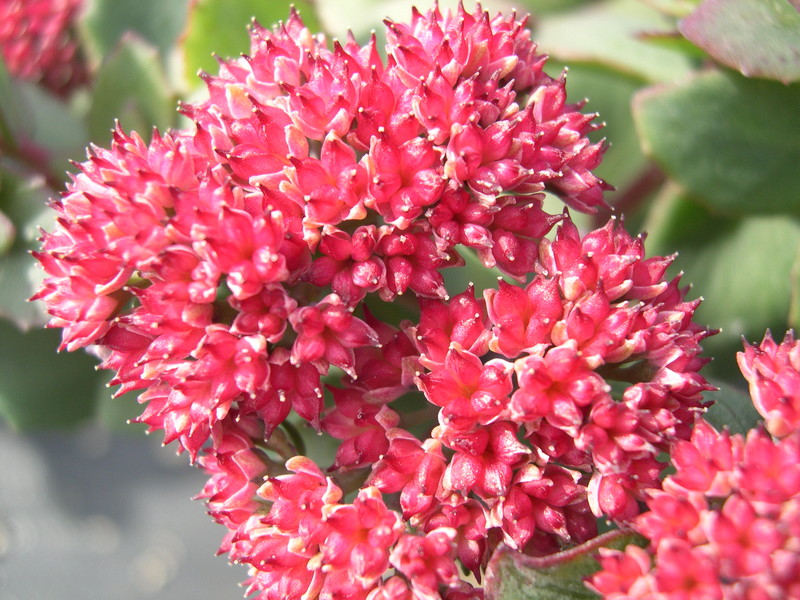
xmin=503 ymin=528 xmax=634 ymax=570
xmin=593 ymin=163 xmax=666 ymax=228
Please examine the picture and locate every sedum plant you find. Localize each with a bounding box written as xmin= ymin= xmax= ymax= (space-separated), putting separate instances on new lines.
xmin=2 ymin=0 xmax=800 ymax=598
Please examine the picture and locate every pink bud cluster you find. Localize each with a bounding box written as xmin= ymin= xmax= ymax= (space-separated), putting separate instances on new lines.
xmin=184 ymin=215 xmax=711 ymax=599
xmin=31 ymin=4 xmax=715 ymax=599
xmin=33 ymin=2 xmax=608 ymax=460
xmin=0 ymin=0 xmax=86 ymax=95
xmin=588 ymin=421 xmax=800 ymax=600
xmin=588 ymin=333 xmax=800 ymax=600
xmin=403 ymin=217 xmax=711 ymax=527
xmin=738 ymin=331 xmax=800 ymax=439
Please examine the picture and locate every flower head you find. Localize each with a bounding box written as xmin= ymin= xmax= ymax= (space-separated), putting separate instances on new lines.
xmin=0 ymin=0 xmax=87 ymax=95
xmin=738 ymin=330 xmax=800 ymax=438
xmin=588 ymin=420 xmax=800 ymax=600
xmin=33 ymin=3 xmax=609 ymax=460
xmin=408 ymin=217 xmax=712 ymax=524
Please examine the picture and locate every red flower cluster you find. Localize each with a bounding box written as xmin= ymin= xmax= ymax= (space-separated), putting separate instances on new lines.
xmin=32 ymin=4 xmax=714 ymax=599
xmin=588 ymin=334 xmax=800 ymax=600
xmin=33 ymin=2 xmax=608 ymax=460
xmin=0 ymin=0 xmax=86 ymax=95
xmin=588 ymin=420 xmax=800 ymax=600
xmin=739 ymin=331 xmax=800 ymax=439
xmin=165 ymin=213 xmax=712 ymax=599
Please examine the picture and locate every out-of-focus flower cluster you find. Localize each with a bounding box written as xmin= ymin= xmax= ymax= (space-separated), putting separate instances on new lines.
xmin=588 ymin=333 xmax=800 ymax=600
xmin=32 ymin=4 xmax=717 ymax=599
xmin=0 ymin=0 xmax=86 ymax=95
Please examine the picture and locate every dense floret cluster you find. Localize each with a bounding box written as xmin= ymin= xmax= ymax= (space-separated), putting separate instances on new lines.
xmin=32 ymin=4 xmax=724 ymax=599
xmin=738 ymin=331 xmax=800 ymax=439
xmin=33 ymin=3 xmax=610 ymax=459
xmin=588 ymin=421 xmax=800 ymax=600
xmin=588 ymin=333 xmax=800 ymax=600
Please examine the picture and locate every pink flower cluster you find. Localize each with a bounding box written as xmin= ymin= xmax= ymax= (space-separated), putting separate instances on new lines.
xmin=0 ymin=0 xmax=86 ymax=95
xmin=588 ymin=333 xmax=800 ymax=600
xmin=190 ymin=215 xmax=711 ymax=598
xmin=32 ymin=4 xmax=715 ymax=599
xmin=738 ymin=331 xmax=800 ymax=439
xmin=33 ymin=3 xmax=609 ymax=458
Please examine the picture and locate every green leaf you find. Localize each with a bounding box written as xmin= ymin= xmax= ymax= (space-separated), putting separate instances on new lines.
xmin=14 ymin=82 xmax=89 ymax=171
xmin=315 ymin=0 xmax=407 ymax=41
xmin=316 ymin=0 xmax=594 ymax=43
xmin=88 ymin=35 xmax=176 ymax=144
xmin=0 ymin=176 xmax=54 ymax=329
xmin=484 ymin=531 xmax=646 ymax=600
xmin=533 ymin=0 xmax=695 ymax=83
xmin=0 ymin=179 xmax=104 ymax=429
xmin=790 ymin=243 xmax=800 ymax=331
xmin=514 ymin=0 xmax=596 ymax=14
xmin=0 ymin=246 xmax=47 ymax=329
xmin=0 ymin=58 xmax=26 ymax=148
xmin=637 ymin=31 xmax=709 ymax=60
xmin=679 ymin=0 xmax=800 ymax=84
xmin=703 ymin=378 xmax=762 ymax=435
xmin=643 ymin=191 xmax=800 ymax=382
xmin=443 ymin=247 xmax=513 ymax=298
xmin=0 ymin=58 xmax=87 ymax=187
xmin=79 ymin=0 xmax=190 ymax=72
xmin=0 ymin=209 xmax=13 ymax=256
xmin=641 ymin=0 xmax=702 ymax=18
xmin=0 ymin=319 xmax=102 ymax=429
xmin=634 ymin=70 xmax=800 ymax=215
xmin=181 ymin=0 xmax=321 ymax=88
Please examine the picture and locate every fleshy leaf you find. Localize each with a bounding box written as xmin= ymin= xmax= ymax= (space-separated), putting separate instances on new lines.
xmin=634 ymin=70 xmax=800 ymax=215
xmin=14 ymin=82 xmax=89 ymax=174
xmin=88 ymin=35 xmax=176 ymax=144
xmin=443 ymin=247 xmax=511 ymax=297
xmin=0 ymin=209 xmax=13 ymax=256
xmin=484 ymin=531 xmax=646 ymax=600
xmin=0 ymin=58 xmax=25 ymax=148
xmin=546 ymin=62 xmax=649 ymax=200
xmin=636 ymin=31 xmax=709 ymax=60
xmin=78 ymin=0 xmax=190 ymax=71
xmin=316 ymin=0 xmax=400 ymax=40
xmin=0 ymin=176 xmax=54 ymax=329
xmin=643 ymin=190 xmax=800 ymax=382
xmin=0 ymin=319 xmax=102 ymax=429
xmin=181 ymin=0 xmax=321 ymax=88
xmin=0 ymin=177 xmax=103 ymax=428
xmin=0 ymin=58 xmax=87 ymax=185
xmin=533 ymin=0 xmax=695 ymax=83
xmin=514 ymin=0 xmax=595 ymax=14
xmin=703 ymin=378 xmax=762 ymax=435
xmin=791 ymin=245 xmax=800 ymax=332
xmin=641 ymin=0 xmax=703 ymax=17
xmin=679 ymin=0 xmax=800 ymax=84
xmin=317 ymin=0 xmax=592 ymax=41
xmin=95 ymin=372 xmax=146 ymax=432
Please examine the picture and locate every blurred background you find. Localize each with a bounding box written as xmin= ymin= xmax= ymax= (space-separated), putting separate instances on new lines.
xmin=1 ymin=0 xmax=797 ymax=597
